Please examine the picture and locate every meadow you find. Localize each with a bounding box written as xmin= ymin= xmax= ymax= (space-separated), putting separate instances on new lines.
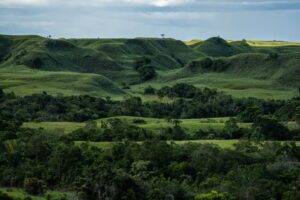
xmin=23 ymin=116 xmax=297 ymax=135
xmin=75 ymin=140 xmax=300 ymax=150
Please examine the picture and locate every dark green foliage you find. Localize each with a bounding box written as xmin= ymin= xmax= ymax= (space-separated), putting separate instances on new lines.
xmin=137 ymin=66 xmax=157 ymax=81
xmin=69 ymin=119 xmax=153 ymax=141
xmin=132 ymin=118 xmax=147 ymax=124
xmin=0 ymin=87 xmax=294 ymax=122
xmin=0 ymin=191 xmax=13 ymax=200
xmin=157 ymin=83 xmax=199 ymax=98
xmin=23 ymin=177 xmax=46 ymax=195
xmin=186 ymin=57 xmax=229 ymax=73
xmin=134 ymin=57 xmax=157 ymax=81
xmin=0 ymin=87 xmax=4 ymax=98
xmin=134 ymin=57 xmax=151 ymax=71
xmin=224 ymin=118 xmax=244 ymax=139
xmin=144 ymin=85 xmax=156 ymax=95
xmin=267 ymin=52 xmax=279 ymax=60
xmin=251 ymin=116 xmax=291 ymax=140
xmin=239 ymin=106 xmax=263 ymax=122
xmin=1 ymin=124 xmax=300 ymax=200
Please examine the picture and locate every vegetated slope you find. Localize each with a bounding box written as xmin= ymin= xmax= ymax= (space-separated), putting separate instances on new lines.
xmin=0 ymin=35 xmax=202 ymax=74
xmin=0 ymin=35 xmax=202 ymax=97
xmin=0 ymin=35 xmax=122 ymax=73
xmin=179 ymin=53 xmax=300 ymax=87
xmin=1 ymin=34 xmax=299 ymax=99
xmin=0 ymin=66 xmax=125 ymax=97
xmin=191 ymin=37 xmax=255 ymax=57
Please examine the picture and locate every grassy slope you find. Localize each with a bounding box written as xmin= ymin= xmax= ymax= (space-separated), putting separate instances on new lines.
xmin=1 ymin=35 xmax=300 ymax=100
xmin=0 ymin=66 xmax=125 ymax=98
xmin=0 ymin=188 xmax=70 ymax=200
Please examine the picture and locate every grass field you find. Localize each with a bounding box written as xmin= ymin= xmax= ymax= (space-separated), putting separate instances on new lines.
xmin=0 ymin=66 xmax=125 ymax=98
xmin=22 ymin=121 xmax=85 ymax=134
xmin=23 ymin=116 xmax=298 ymax=135
xmin=75 ymin=140 xmax=239 ymax=149
xmin=23 ymin=116 xmax=243 ymax=134
xmin=0 ymin=188 xmax=71 ymax=200
xmin=75 ymin=140 xmax=300 ymax=150
xmin=186 ymin=39 xmax=300 ymax=47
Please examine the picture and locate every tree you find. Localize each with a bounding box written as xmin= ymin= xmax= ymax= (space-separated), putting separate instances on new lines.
xmin=239 ymin=106 xmax=262 ymax=122
xmin=295 ymin=106 xmax=300 ymax=128
xmin=222 ymin=167 xmax=260 ymax=200
xmin=0 ymin=87 xmax=3 ymax=98
xmin=224 ymin=118 xmax=241 ymax=139
xmin=144 ymin=85 xmax=156 ymax=95
xmin=172 ymin=119 xmax=182 ymax=127
xmin=252 ymin=116 xmax=291 ymax=140
xmin=24 ymin=177 xmax=46 ymax=195
xmin=138 ymin=66 xmax=157 ymax=81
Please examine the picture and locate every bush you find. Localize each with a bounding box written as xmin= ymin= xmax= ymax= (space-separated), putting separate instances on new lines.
xmin=24 ymin=177 xmax=46 ymax=195
xmin=132 ymin=118 xmax=147 ymax=124
xmin=0 ymin=191 xmax=13 ymax=200
xmin=251 ymin=116 xmax=291 ymax=140
xmin=138 ymin=66 xmax=157 ymax=81
xmin=144 ymin=86 xmax=156 ymax=95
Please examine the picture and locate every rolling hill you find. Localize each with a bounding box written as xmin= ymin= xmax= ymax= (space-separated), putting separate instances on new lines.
xmin=0 ymin=34 xmax=299 ymax=99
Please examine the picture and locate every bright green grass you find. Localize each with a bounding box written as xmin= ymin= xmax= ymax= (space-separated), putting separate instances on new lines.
xmin=96 ymin=116 xmax=238 ymax=134
xmin=23 ymin=116 xmax=235 ymax=135
xmin=75 ymin=140 xmax=238 ymax=149
xmin=0 ymin=66 xmax=125 ymax=98
xmin=186 ymin=39 xmax=300 ymax=47
xmin=132 ymin=70 xmax=297 ymax=100
xmin=75 ymin=140 xmax=300 ymax=150
xmin=23 ymin=116 xmax=298 ymax=136
xmin=23 ymin=122 xmax=85 ymax=134
xmin=246 ymin=40 xmax=300 ymax=47
xmin=0 ymin=188 xmax=70 ymax=200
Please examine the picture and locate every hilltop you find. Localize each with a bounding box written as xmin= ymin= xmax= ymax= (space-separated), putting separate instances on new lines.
xmin=0 ymin=34 xmax=299 ymax=99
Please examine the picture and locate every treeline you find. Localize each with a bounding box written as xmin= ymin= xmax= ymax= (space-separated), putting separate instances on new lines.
xmin=0 ymin=85 xmax=299 ymax=123
xmin=1 ymin=126 xmax=300 ymax=200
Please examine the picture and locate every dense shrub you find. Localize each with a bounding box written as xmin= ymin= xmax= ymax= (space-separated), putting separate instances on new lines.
xmin=0 ymin=191 xmax=13 ymax=200
xmin=24 ymin=178 xmax=46 ymax=195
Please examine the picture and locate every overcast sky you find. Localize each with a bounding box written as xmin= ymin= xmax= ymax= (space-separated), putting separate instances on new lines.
xmin=0 ymin=0 xmax=299 ymax=41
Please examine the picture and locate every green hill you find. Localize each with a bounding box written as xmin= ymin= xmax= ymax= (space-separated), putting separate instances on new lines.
xmin=0 ymin=34 xmax=299 ymax=99
xmin=181 ymin=53 xmax=300 ymax=87
xmin=191 ymin=37 xmax=254 ymax=57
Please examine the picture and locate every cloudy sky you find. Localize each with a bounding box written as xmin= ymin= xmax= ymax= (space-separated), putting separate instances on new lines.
xmin=0 ymin=0 xmax=299 ymax=41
